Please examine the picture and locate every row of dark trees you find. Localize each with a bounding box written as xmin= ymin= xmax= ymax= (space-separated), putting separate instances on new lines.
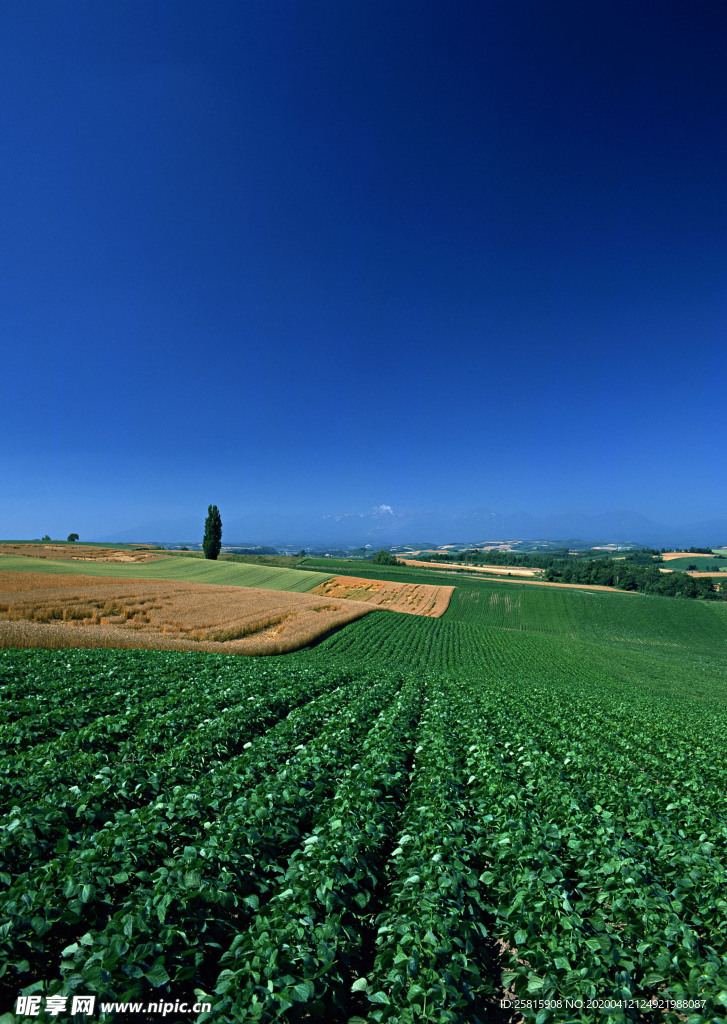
xmin=426 ymin=548 xmax=670 ymax=569
xmin=426 ymin=549 xmax=571 ymax=569
xmin=422 ymin=547 xmax=725 ymax=600
xmin=543 ymin=559 xmax=723 ymax=599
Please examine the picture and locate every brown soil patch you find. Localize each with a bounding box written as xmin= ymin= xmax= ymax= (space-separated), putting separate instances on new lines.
xmin=0 ymin=544 xmax=168 ymax=564
xmin=661 ymin=551 xmax=714 ymax=561
xmin=399 ymin=558 xmax=540 ymax=577
xmin=309 ymin=576 xmax=453 ymax=617
xmin=0 ymin=572 xmax=370 ymax=655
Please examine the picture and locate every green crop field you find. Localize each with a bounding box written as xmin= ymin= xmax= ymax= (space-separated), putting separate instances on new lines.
xmin=0 ymin=554 xmax=332 ymax=593
xmin=659 ymin=556 xmax=726 ymax=572
xmin=302 ymin=557 xmax=518 ymax=583
xmin=449 ymin=581 xmax=727 ymax=652
xmin=1 ymin=566 xmax=727 ymax=1022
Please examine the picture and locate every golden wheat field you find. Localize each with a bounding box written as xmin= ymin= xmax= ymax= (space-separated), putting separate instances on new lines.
xmin=0 ymin=572 xmax=371 ymax=655
xmin=309 ymin=575 xmax=454 ymax=616
xmin=660 ymin=551 xmax=714 ymax=561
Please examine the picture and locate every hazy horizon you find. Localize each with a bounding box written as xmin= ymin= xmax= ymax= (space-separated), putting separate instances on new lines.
xmin=44 ymin=505 xmax=727 ymax=551
xmin=4 ymin=2 xmax=726 ymax=539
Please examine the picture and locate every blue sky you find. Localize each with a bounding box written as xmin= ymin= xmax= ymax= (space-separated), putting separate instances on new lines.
xmin=3 ymin=1 xmax=726 ymax=543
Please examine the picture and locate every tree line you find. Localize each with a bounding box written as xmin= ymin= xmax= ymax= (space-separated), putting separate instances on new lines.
xmin=422 ymin=549 xmax=725 ymax=600
xmin=424 ymin=548 xmax=668 ymax=569
xmin=543 ymin=559 xmax=723 ymax=599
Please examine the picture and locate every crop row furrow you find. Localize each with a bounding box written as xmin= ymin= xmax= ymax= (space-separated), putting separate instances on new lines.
xmin=1 ymin=672 xmax=406 ymax=1004
xmin=208 ymin=672 xmax=424 ymax=1021
xmin=0 ymin=671 xmax=384 ymax=921
xmin=0 ymin=650 xmax=236 ymax=748
xmin=0 ymin=668 xmax=292 ymax=758
xmin=503 ymin=683 xmax=727 ymax=830
xmin=458 ymin=683 xmax=727 ymax=1021
xmin=0 ymin=665 xmax=349 ymax=817
xmin=358 ymin=680 xmax=495 ymax=1024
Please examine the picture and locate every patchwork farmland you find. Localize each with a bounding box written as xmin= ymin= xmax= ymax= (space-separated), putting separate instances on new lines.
xmin=0 ymin=556 xmax=454 ymax=655
xmin=1 ymin=549 xmax=727 ymax=1022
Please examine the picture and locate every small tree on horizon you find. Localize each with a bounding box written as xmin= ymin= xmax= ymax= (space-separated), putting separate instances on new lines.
xmin=203 ymin=505 xmax=222 ymax=560
xmin=67 ymin=533 xmax=79 ymax=543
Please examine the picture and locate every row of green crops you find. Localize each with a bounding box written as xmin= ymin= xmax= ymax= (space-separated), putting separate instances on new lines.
xmin=2 ymin=571 xmax=727 ymax=1023
xmin=0 ymin=648 xmax=413 ymax=1019
xmin=312 ymin=605 xmax=727 ymax=705
xmin=3 ymin=618 xmax=727 ymax=1022
xmin=299 ymin=555 xmax=727 ymax=658
xmin=446 ymin=579 xmax=727 ymax=654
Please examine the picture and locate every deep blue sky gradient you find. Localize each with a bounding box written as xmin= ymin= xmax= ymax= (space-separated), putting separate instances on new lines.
xmin=3 ymin=1 xmax=726 ymax=541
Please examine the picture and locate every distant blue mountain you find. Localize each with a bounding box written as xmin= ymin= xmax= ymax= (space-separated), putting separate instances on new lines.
xmin=92 ymin=507 xmax=727 ymax=550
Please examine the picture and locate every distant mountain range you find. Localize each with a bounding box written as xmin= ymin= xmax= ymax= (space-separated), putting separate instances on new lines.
xmin=92 ymin=507 xmax=727 ymax=550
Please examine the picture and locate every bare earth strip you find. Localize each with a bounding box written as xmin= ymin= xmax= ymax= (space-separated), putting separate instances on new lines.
xmin=309 ymin=576 xmax=454 ymax=617
xmin=0 ymin=572 xmax=370 ymax=655
xmin=0 ymin=544 xmax=167 ymax=563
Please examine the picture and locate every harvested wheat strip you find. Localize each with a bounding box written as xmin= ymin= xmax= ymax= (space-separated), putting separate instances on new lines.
xmin=0 ymin=572 xmax=371 ymax=656
xmin=309 ymin=575 xmax=453 ymax=618
xmin=660 ymin=551 xmax=715 ymax=561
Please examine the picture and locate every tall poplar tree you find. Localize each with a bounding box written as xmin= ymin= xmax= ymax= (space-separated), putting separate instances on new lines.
xmin=203 ymin=505 xmax=222 ymax=560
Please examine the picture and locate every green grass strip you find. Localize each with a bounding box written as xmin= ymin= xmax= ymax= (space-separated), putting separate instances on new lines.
xmin=0 ymin=554 xmax=332 ymax=593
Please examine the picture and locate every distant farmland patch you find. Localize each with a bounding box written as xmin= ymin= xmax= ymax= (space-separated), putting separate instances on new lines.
xmin=658 ymin=554 xmax=726 ymax=573
xmin=398 ymin=556 xmax=541 ymax=577
xmin=310 ymin=575 xmax=453 ymax=616
xmin=0 ymin=572 xmax=369 ymax=655
xmin=661 ymin=551 xmax=716 ymax=562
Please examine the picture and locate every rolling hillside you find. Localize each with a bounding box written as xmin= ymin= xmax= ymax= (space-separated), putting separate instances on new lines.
xmin=0 ymin=553 xmax=331 ymax=592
